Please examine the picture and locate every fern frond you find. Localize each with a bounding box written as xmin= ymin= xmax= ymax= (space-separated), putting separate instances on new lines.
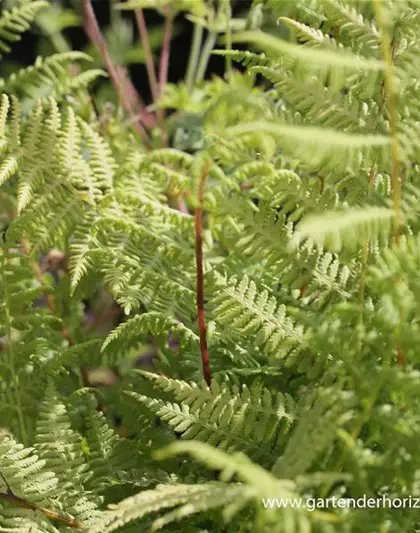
xmin=89 ymin=482 xmax=247 ymax=533
xmin=209 ymin=272 xmax=306 ymax=362
xmin=322 ymin=1 xmax=380 ymax=50
xmin=78 ymin=392 xmax=140 ymax=493
xmin=227 ymin=121 xmax=390 ymax=173
xmin=290 ymin=206 xmax=395 ymax=252
xmin=34 ymin=386 xmax=100 ymax=525
xmin=279 ymin=16 xmax=341 ymax=49
xmin=231 ymin=29 xmax=385 ymax=71
xmin=0 ymin=52 xmax=103 ymax=101
xmin=154 ymin=442 xmax=315 ymax=530
xmin=126 ymin=371 xmax=295 ymax=463
xmin=0 ymin=1 xmax=48 ymax=54
xmin=253 ymin=66 xmax=373 ymax=131
xmin=69 ymin=211 xmax=100 ymax=293
xmin=102 ymin=312 xmax=199 ymax=353
xmin=272 ymin=388 xmax=356 ymax=479
xmin=212 ymin=49 xmax=272 ymax=68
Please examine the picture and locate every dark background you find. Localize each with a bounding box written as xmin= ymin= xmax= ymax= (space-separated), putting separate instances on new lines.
xmin=7 ymin=0 xmax=253 ymax=104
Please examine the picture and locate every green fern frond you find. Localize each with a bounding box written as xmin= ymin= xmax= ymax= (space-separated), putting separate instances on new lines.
xmin=272 ymin=388 xmax=356 ymax=479
xmin=69 ymin=210 xmax=100 ymax=293
xmin=126 ymin=370 xmax=295 ymax=462
xmin=78 ymin=119 xmax=116 ymax=191
xmin=321 ymin=1 xmax=380 ymax=50
xmin=154 ymin=441 xmax=315 ymax=530
xmin=253 ymin=66 xmax=372 ymax=131
xmin=102 ymin=312 xmax=199 ymax=353
xmin=290 ymin=206 xmax=395 ymax=252
xmin=279 ymin=16 xmax=341 ymax=49
xmin=34 ymin=386 xmax=101 ymax=525
xmin=227 ymin=121 xmax=390 ymax=173
xmin=89 ymin=482 xmax=246 ymax=533
xmin=0 ymin=1 xmax=48 ymax=54
xmin=0 ymin=436 xmax=56 ymax=502
xmin=212 ymin=49 xmax=272 ymax=68
xmin=0 ymin=52 xmax=104 ymax=101
xmin=78 ymin=392 xmax=140 ymax=493
xmin=231 ymin=29 xmax=385 ymax=71
xmin=209 ymin=272 xmax=306 ymax=362
xmin=0 ymin=434 xmax=91 ymax=532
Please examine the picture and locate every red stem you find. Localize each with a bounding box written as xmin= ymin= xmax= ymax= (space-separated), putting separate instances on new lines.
xmin=195 ymin=162 xmax=212 ymax=387
xmin=135 ymin=9 xmax=159 ymax=103
xmin=82 ymin=0 xmax=154 ymax=142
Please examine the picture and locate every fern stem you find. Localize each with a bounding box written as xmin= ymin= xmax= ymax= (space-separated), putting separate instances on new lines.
xmin=186 ymin=23 xmax=203 ymax=92
xmin=135 ymin=9 xmax=166 ymax=143
xmin=195 ymin=32 xmax=218 ymax=84
xmin=195 ymin=162 xmax=212 ymax=387
xmin=0 ymin=246 xmax=27 ymax=445
xmin=373 ymin=0 xmax=402 ymax=241
xmin=358 ymin=164 xmax=376 ymax=304
xmin=82 ymin=0 xmax=153 ymax=146
xmin=135 ymin=9 xmax=159 ymax=104
xmin=159 ymin=14 xmax=173 ymax=100
xmin=223 ymin=0 xmax=233 ymax=80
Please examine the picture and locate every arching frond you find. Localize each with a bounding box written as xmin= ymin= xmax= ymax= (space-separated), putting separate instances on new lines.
xmin=0 ymin=1 xmax=48 ymax=54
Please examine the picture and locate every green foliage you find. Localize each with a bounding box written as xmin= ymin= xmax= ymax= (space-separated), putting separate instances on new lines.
xmin=2 ymin=1 xmax=420 ymax=533
xmin=0 ymin=1 xmax=48 ymax=54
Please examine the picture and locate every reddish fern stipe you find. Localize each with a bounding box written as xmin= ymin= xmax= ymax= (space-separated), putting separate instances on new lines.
xmin=0 ymin=491 xmax=86 ymax=529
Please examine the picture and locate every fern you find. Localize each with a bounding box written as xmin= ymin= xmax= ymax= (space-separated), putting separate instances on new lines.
xmin=125 ymin=370 xmax=295 ymax=464
xmin=0 ymin=51 xmax=105 ymax=101
xmin=1 ymin=1 xmax=420 ymax=533
xmin=0 ymin=1 xmax=48 ymax=54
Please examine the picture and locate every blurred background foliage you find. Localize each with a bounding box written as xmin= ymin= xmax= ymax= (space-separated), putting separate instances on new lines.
xmin=2 ymin=0 xmax=255 ymax=105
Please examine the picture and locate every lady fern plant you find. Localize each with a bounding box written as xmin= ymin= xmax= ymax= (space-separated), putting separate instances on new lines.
xmin=1 ymin=0 xmax=420 ymax=532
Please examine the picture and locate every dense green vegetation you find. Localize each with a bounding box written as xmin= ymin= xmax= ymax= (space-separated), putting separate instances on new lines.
xmin=1 ymin=1 xmax=420 ymax=532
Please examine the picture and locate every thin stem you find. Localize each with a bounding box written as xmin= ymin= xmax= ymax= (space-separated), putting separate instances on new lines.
xmin=186 ymin=23 xmax=203 ymax=92
xmin=82 ymin=0 xmax=154 ymax=145
xmin=223 ymin=0 xmax=233 ymax=80
xmin=195 ymin=162 xmax=212 ymax=387
xmin=374 ymin=0 xmax=402 ymax=241
xmin=358 ymin=163 xmax=376 ymax=304
xmin=159 ymin=14 xmax=174 ymax=97
xmin=135 ymin=9 xmax=159 ymax=103
xmin=195 ymin=31 xmax=218 ymax=84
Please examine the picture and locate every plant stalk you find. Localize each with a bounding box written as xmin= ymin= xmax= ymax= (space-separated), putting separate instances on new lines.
xmin=186 ymin=23 xmax=203 ymax=91
xmin=373 ymin=0 xmax=402 ymax=241
xmin=195 ymin=162 xmax=212 ymax=387
xmin=195 ymin=31 xmax=218 ymax=84
xmin=82 ymin=0 xmax=154 ymax=145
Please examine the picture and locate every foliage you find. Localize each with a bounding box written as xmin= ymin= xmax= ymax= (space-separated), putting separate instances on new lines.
xmin=1 ymin=1 xmax=420 ymax=533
